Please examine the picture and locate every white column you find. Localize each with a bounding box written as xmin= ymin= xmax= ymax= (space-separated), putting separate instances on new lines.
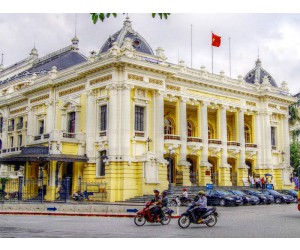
xmin=264 ymin=112 xmax=272 ymax=167
xmin=120 ymin=84 xmax=131 ymax=160
xmin=282 ymin=114 xmax=290 ymax=166
xmin=220 ymin=105 xmax=228 ymax=167
xmin=200 ymin=101 xmax=209 ymax=166
xmin=86 ymin=91 xmax=96 ymax=161
xmin=107 ymin=85 xmax=118 ymax=159
xmin=154 ymin=91 xmax=164 ymax=160
xmin=179 ymin=97 xmax=188 ymax=165
xmin=255 ymin=112 xmax=262 ymax=168
xmin=238 ymin=108 xmax=246 ymax=168
xmin=46 ymin=101 xmax=54 ymax=134
xmin=26 ymin=107 xmax=35 ymax=142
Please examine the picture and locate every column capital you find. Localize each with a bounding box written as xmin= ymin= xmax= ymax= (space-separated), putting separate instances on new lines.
xmin=179 ymin=96 xmax=189 ymax=103
xmin=201 ymin=100 xmax=210 ymax=107
xmin=219 ymin=104 xmax=229 ymax=110
xmin=237 ymin=107 xmax=247 ymax=113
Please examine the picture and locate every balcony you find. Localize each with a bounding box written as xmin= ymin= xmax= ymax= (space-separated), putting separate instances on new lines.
xmin=134 ymin=131 xmax=145 ymax=138
xmin=16 ymin=123 xmax=23 ymax=130
xmin=227 ymin=141 xmax=240 ymax=146
xmin=63 ymin=132 xmax=76 ymax=139
xmin=208 ymin=139 xmax=222 ymax=145
xmin=33 ymin=134 xmax=50 ymax=141
xmin=8 ymin=125 xmax=14 ymax=132
xmin=164 ymin=134 xmax=180 ymax=140
xmin=245 ymin=143 xmax=257 ymax=148
xmin=272 ymin=145 xmax=277 ymax=150
xmin=99 ymin=131 xmax=107 ymax=137
xmin=187 ymin=137 xmax=202 ymax=143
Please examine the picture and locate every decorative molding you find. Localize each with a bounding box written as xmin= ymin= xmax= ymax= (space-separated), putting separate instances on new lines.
xmin=187 ymin=89 xmax=240 ymax=104
xmin=90 ymin=74 xmax=112 ymax=85
xmin=246 ymin=101 xmax=256 ymax=107
xmin=128 ymin=73 xmax=143 ymax=81
xmin=166 ymin=85 xmax=180 ymax=92
xmin=59 ymin=85 xmax=85 ymax=97
xmin=149 ymin=78 xmax=163 ymax=85
xmin=10 ymin=106 xmax=27 ymax=115
xmin=30 ymin=94 xmax=49 ymax=103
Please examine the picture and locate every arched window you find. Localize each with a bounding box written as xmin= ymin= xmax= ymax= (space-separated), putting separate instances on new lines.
xmin=0 ymin=139 xmax=2 ymax=150
xmin=187 ymin=121 xmax=195 ymax=137
xmin=164 ymin=117 xmax=174 ymax=135
xmin=208 ymin=124 xmax=214 ymax=139
xmin=244 ymin=124 xmax=251 ymax=143
xmin=227 ymin=126 xmax=231 ymax=141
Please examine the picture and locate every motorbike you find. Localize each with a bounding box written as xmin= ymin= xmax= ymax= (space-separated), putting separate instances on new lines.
xmin=134 ymin=202 xmax=174 ymax=226
xmin=178 ymin=203 xmax=219 ymax=228
xmin=169 ymin=196 xmax=192 ymax=207
xmin=72 ymin=191 xmax=91 ymax=201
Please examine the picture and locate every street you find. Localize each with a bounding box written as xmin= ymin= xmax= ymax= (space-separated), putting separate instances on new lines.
xmin=0 ymin=203 xmax=299 ymax=238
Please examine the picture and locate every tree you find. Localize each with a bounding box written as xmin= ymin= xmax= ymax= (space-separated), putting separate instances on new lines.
xmin=289 ymin=104 xmax=300 ymax=126
xmin=290 ymin=140 xmax=300 ymax=176
xmin=91 ymin=13 xmax=170 ymax=24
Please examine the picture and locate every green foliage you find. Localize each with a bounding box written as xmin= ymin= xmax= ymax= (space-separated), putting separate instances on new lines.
xmin=0 ymin=177 xmax=9 ymax=184
xmin=289 ymin=104 xmax=300 ymax=126
xmin=290 ymin=141 xmax=300 ymax=174
xmin=91 ymin=13 xmax=170 ymax=24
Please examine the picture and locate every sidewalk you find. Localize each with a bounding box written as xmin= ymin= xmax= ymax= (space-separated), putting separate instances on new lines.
xmin=0 ymin=202 xmax=181 ymax=218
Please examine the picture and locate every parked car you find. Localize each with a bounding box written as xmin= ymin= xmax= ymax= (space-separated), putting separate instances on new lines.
xmin=283 ymin=190 xmax=298 ymax=203
xmin=205 ymin=189 xmax=243 ymax=206
xmin=227 ymin=190 xmax=260 ymax=205
xmin=243 ymin=189 xmax=274 ymax=204
xmin=261 ymin=190 xmax=294 ymax=204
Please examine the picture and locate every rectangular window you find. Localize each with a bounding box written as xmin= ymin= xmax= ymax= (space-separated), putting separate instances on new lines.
xmin=10 ymin=136 xmax=14 ymax=148
xmin=100 ymin=105 xmax=107 ymax=131
xmin=18 ymin=135 xmax=22 ymax=146
xmin=39 ymin=120 xmax=45 ymax=135
xmin=135 ymin=106 xmax=144 ymax=131
xmin=271 ymin=127 xmax=276 ymax=146
xmin=68 ymin=112 xmax=76 ymax=133
xmin=0 ymin=117 xmax=3 ymax=133
xmin=99 ymin=150 xmax=107 ymax=176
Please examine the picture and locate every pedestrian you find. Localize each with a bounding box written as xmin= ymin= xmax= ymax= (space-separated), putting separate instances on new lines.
xmin=255 ymin=176 xmax=260 ymax=189
xmin=261 ymin=176 xmax=266 ymax=189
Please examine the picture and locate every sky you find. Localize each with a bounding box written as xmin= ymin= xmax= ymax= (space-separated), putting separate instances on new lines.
xmin=1 ymin=3 xmax=300 ymax=96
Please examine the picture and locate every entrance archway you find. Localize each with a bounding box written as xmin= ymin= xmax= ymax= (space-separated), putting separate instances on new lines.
xmin=164 ymin=157 xmax=175 ymax=184
xmin=187 ymin=157 xmax=197 ymax=184
xmin=208 ymin=157 xmax=218 ymax=185
xmin=246 ymin=159 xmax=253 ymax=176
xmin=228 ymin=158 xmax=237 ymax=186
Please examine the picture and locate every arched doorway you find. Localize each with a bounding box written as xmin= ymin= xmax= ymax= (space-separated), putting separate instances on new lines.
xmin=208 ymin=157 xmax=218 ymax=185
xmin=62 ymin=162 xmax=74 ymax=195
xmin=246 ymin=160 xmax=253 ymax=176
xmin=228 ymin=158 xmax=237 ymax=186
xmin=187 ymin=157 xmax=196 ymax=184
xmin=164 ymin=157 xmax=175 ymax=184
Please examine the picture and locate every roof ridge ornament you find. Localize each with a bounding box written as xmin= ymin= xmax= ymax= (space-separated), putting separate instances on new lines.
xmin=123 ymin=16 xmax=134 ymax=33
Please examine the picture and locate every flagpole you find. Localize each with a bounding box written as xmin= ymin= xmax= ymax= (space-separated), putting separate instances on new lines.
xmin=211 ymin=31 xmax=213 ymax=74
xmin=191 ymin=24 xmax=193 ymax=68
xmin=229 ymin=37 xmax=231 ymax=78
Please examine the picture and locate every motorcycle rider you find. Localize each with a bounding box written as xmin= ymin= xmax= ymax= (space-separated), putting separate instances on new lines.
xmin=150 ymin=189 xmax=162 ymax=221
xmin=158 ymin=190 xmax=169 ymax=220
xmin=194 ymin=190 xmax=207 ymax=223
xmin=180 ymin=188 xmax=189 ymax=204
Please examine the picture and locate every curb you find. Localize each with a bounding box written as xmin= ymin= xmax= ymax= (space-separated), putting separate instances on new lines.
xmin=0 ymin=211 xmax=181 ymax=218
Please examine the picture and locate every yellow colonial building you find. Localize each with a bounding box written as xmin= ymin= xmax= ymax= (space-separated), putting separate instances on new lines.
xmin=0 ymin=17 xmax=296 ymax=202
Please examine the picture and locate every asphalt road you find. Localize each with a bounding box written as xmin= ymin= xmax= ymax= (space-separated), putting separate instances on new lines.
xmin=0 ymin=203 xmax=299 ymax=238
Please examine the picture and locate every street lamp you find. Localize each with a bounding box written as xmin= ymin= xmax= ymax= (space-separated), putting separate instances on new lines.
xmin=168 ymin=146 xmax=175 ymax=191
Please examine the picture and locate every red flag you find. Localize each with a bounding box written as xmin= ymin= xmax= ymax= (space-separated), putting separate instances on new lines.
xmin=212 ymin=33 xmax=221 ymax=47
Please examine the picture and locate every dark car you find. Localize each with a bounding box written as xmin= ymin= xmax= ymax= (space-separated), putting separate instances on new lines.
xmin=283 ymin=190 xmax=298 ymax=203
xmin=243 ymin=189 xmax=274 ymax=204
xmin=227 ymin=190 xmax=260 ymax=205
xmin=261 ymin=190 xmax=294 ymax=204
xmin=205 ymin=189 xmax=243 ymax=206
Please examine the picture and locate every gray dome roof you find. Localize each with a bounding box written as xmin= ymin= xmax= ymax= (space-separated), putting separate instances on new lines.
xmin=244 ymin=58 xmax=278 ymax=87
xmin=99 ymin=17 xmax=154 ymax=55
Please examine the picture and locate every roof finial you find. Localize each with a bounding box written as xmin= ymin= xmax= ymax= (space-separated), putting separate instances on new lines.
xmin=71 ymin=14 xmax=79 ymax=51
xmin=123 ymin=14 xmax=132 ymax=29
xmin=0 ymin=53 xmax=4 ymax=70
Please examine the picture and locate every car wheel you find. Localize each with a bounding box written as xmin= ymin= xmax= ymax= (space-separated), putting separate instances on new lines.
xmin=219 ymin=199 xmax=226 ymax=206
xmin=275 ymin=198 xmax=282 ymax=204
xmin=286 ymin=202 xmax=291 ymax=204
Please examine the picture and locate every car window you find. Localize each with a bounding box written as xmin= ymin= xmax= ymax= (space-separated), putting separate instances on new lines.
xmin=269 ymin=190 xmax=280 ymax=195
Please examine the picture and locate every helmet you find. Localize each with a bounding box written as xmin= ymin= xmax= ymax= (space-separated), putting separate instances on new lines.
xmin=162 ymin=190 xmax=168 ymax=196
xmin=183 ymin=188 xmax=187 ymax=191
xmin=198 ymin=191 xmax=205 ymax=195
xmin=153 ymin=189 xmax=159 ymax=193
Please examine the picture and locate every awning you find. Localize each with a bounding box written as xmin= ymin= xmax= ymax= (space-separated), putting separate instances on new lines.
xmin=0 ymin=153 xmax=88 ymax=164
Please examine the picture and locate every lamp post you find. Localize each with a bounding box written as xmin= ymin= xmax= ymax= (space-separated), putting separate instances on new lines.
xmin=168 ymin=146 xmax=175 ymax=191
